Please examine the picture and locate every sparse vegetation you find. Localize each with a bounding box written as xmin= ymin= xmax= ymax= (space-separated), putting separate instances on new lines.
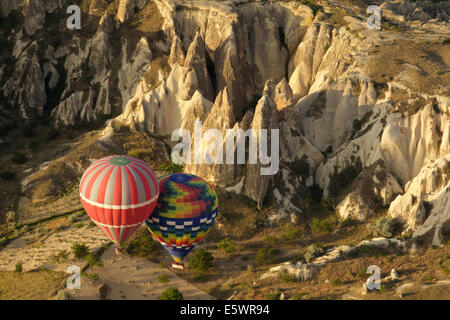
xmin=217 ymin=238 xmax=236 ymax=255
xmin=366 ymin=216 xmax=396 ymax=238
xmin=289 ymin=292 xmax=305 ymax=300
xmin=158 ymin=162 xmax=184 ymax=173
xmin=52 ymin=249 xmax=69 ymax=263
xmin=71 ymin=243 xmax=89 ymax=258
xmin=304 ymin=244 xmax=324 ymax=263
xmin=85 ymin=254 xmax=103 ymax=267
xmin=312 ymin=217 xmax=331 ymax=233
xmin=264 ymin=290 xmax=280 ymax=300
xmin=279 ymin=270 xmax=296 ymax=283
xmin=189 ymin=248 xmax=214 ymax=272
xmin=255 ymin=247 xmax=276 ymax=265
xmin=157 ymin=274 xmax=170 ymax=283
xmin=125 ymin=227 xmax=156 ymax=257
xmin=159 ymin=287 xmax=184 ymax=300
xmin=15 ymin=262 xmax=23 ymax=273
xmin=82 ymin=272 xmax=99 ymax=282
xmin=331 ymin=278 xmax=342 ymax=286
xmin=281 ymin=224 xmax=301 ymax=241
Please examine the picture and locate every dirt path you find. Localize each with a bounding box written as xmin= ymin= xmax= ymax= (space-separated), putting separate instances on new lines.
xmin=0 ymin=219 xmax=110 ymax=272
xmin=70 ymin=246 xmax=213 ymax=300
xmin=0 ymin=219 xmax=212 ymax=300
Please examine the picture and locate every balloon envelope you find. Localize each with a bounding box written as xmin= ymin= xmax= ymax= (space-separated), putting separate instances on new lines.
xmin=79 ymin=155 xmax=159 ymax=244
xmin=145 ymin=173 xmax=219 ymax=263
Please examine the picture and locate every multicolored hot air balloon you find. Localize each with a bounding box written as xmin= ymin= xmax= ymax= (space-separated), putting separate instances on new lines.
xmin=79 ymin=155 xmax=159 ymax=248
xmin=145 ymin=173 xmax=219 ymax=268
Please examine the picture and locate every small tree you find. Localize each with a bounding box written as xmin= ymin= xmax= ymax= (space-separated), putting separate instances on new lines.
xmin=304 ymin=244 xmax=324 ymax=263
xmin=15 ymin=262 xmax=23 ymax=273
xmin=159 ymin=287 xmax=184 ymax=300
xmin=189 ymin=248 xmax=214 ymax=272
xmin=217 ymin=238 xmax=236 ymax=254
xmin=71 ymin=243 xmax=89 ymax=258
xmin=255 ymin=247 xmax=276 ymax=265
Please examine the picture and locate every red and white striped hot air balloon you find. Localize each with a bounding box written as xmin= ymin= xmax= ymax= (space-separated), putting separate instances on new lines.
xmin=79 ymin=155 xmax=159 ymax=246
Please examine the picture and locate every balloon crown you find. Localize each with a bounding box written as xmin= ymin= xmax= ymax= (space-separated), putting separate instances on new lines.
xmin=168 ymin=173 xmax=192 ymax=183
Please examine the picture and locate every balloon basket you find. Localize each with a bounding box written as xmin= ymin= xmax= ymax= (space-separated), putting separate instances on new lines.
xmin=171 ymin=262 xmax=184 ymax=270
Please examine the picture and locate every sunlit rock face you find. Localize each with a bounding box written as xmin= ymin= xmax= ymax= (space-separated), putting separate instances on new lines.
xmin=0 ymin=0 xmax=449 ymax=246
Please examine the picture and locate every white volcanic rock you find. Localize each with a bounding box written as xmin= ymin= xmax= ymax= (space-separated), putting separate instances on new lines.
xmin=2 ymin=44 xmax=46 ymax=118
xmin=89 ymin=14 xmax=114 ymax=84
xmin=168 ymin=35 xmax=185 ymax=66
xmin=389 ymin=155 xmax=450 ymax=236
xmin=117 ymin=0 xmax=136 ymax=23
xmin=52 ymin=90 xmax=96 ymax=127
xmin=288 ymin=22 xmax=332 ymax=100
xmin=274 ymin=78 xmax=293 ymax=110
xmin=184 ymin=31 xmax=214 ymax=102
xmin=22 ymin=0 xmax=46 ymax=36
xmin=118 ymin=37 xmax=152 ymax=111
xmin=185 ymin=87 xmax=237 ymax=184
xmin=241 ymin=93 xmax=279 ymax=207
xmin=336 ymin=161 xmax=402 ymax=221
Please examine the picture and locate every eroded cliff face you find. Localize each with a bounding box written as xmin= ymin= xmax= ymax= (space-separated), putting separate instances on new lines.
xmin=0 ymin=0 xmax=449 ymax=246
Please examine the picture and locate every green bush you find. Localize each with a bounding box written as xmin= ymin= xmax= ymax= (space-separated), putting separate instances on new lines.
xmin=279 ymin=271 xmax=296 ymax=283
xmin=356 ymin=266 xmax=368 ymax=279
xmin=281 ymin=224 xmax=301 ymax=241
xmin=0 ymin=171 xmax=15 ymax=180
xmin=157 ymin=274 xmax=170 ymax=283
xmin=264 ymin=291 xmax=280 ymax=300
xmin=82 ymin=272 xmax=99 ymax=281
xmin=128 ymin=150 xmax=143 ymax=158
xmin=6 ymin=211 xmax=17 ymax=225
xmin=52 ymin=249 xmax=69 ymax=263
xmin=71 ymin=243 xmax=89 ymax=258
xmin=304 ymin=244 xmax=324 ymax=263
xmin=312 ymin=217 xmax=331 ymax=232
xmin=0 ymin=237 xmax=8 ymax=247
xmin=159 ymin=287 xmax=184 ymax=300
xmin=85 ymin=254 xmax=103 ymax=267
xmin=289 ymin=292 xmax=305 ymax=300
xmin=366 ymin=216 xmax=396 ymax=238
xmin=217 ymin=238 xmax=236 ymax=254
xmin=125 ymin=227 xmax=156 ymax=257
xmin=11 ymin=152 xmax=27 ymax=164
xmin=15 ymin=262 xmax=23 ymax=273
xmin=255 ymin=247 xmax=276 ymax=265
xmin=20 ymin=226 xmax=29 ymax=234
xmin=331 ymin=278 xmax=342 ymax=286
xmin=158 ymin=163 xmax=184 ymax=173
xmin=189 ymin=248 xmax=214 ymax=272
